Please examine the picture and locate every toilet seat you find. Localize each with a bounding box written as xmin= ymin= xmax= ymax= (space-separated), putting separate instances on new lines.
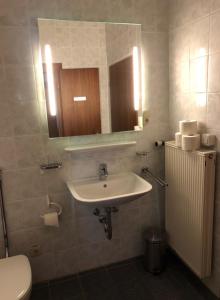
xmin=0 ymin=255 xmax=32 ymax=300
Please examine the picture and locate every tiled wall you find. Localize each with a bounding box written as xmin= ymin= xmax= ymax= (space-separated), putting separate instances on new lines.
xmin=0 ymin=0 xmax=169 ymax=282
xmin=169 ymin=0 xmax=220 ymax=297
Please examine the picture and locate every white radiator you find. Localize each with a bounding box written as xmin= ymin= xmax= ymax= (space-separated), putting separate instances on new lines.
xmin=165 ymin=141 xmax=216 ymax=278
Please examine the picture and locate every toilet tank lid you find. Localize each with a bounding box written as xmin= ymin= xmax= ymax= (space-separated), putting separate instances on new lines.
xmin=0 ymin=255 xmax=32 ymax=299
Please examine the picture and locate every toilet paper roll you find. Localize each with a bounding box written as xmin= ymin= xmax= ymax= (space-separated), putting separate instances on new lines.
xmin=179 ymin=120 xmax=198 ymax=135
xmin=43 ymin=212 xmax=59 ymax=227
xmin=182 ymin=134 xmax=200 ymax=151
xmin=175 ymin=132 xmax=182 ymax=147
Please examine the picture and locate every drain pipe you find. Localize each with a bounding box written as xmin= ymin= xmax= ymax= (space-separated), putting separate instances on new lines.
xmin=93 ymin=207 xmax=118 ymax=240
xmin=103 ymin=208 xmax=112 ymax=240
xmin=0 ymin=170 xmax=9 ymax=258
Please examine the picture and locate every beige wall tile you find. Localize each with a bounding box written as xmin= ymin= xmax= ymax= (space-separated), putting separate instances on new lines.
xmin=142 ymin=32 xmax=168 ymax=64
xmin=5 ymin=66 xmax=37 ymax=102
xmin=54 ymin=247 xmax=79 ymax=277
xmin=101 ymin=238 xmax=122 ymax=265
xmin=207 ymin=93 xmax=220 ymax=130
xmin=133 ymin=0 xmax=156 ymax=32
xmin=30 ymin=253 xmax=56 ymax=282
xmin=44 ymin=169 xmax=69 ymax=194
xmin=0 ymin=27 xmax=32 ymax=65
xmin=5 ymin=197 xmax=46 ymax=232
xmin=107 ymin=0 xmax=135 ymax=24
xmin=14 ymin=135 xmax=45 ymax=168
xmin=170 ymin=25 xmax=191 ymax=64
xmin=77 ymin=216 xmax=106 ymax=245
xmin=211 ymin=0 xmax=220 ymax=12
xmin=55 ymin=0 xmax=82 ymax=20
xmin=3 ymin=168 xmax=47 ymax=202
xmin=210 ymin=11 xmax=220 ymax=54
xmin=190 ymin=16 xmax=210 ymax=59
xmin=0 ymin=137 xmax=17 ymax=169
xmin=155 ymin=0 xmax=169 ymax=32
xmin=190 ymin=56 xmax=208 ymax=93
xmin=50 ymin=219 xmax=78 ymax=251
xmin=28 ymin=0 xmax=57 ymax=23
xmin=12 ymin=101 xmax=41 ymax=136
xmin=169 ymin=0 xmax=211 ymax=29
xmin=80 ymin=0 xmax=109 ymax=22
xmin=0 ymin=101 xmax=14 ymax=137
xmin=0 ymin=0 xmax=29 ymax=26
xmin=8 ymin=229 xmax=33 ymax=256
xmin=78 ymin=242 xmax=103 ymax=272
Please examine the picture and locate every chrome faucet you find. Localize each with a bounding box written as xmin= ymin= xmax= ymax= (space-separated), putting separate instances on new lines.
xmin=99 ymin=163 xmax=108 ymax=181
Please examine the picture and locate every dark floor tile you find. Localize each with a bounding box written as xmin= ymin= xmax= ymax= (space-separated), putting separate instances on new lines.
xmin=136 ymin=254 xmax=217 ymax=300
xmin=108 ymin=262 xmax=141 ymax=286
xmin=80 ymin=268 xmax=120 ymax=300
xmin=106 ymin=257 xmax=141 ymax=268
xmin=143 ymin=273 xmax=182 ymax=300
xmin=30 ymin=285 xmax=50 ymax=300
xmin=133 ymin=257 xmax=151 ymax=276
xmin=32 ymin=282 xmax=49 ymax=289
xmin=83 ymin=289 xmax=121 ymax=300
xmin=80 ymin=268 xmax=113 ymax=289
xmin=49 ymin=276 xmax=83 ymax=300
xmin=107 ymin=260 xmax=156 ymax=300
xmin=134 ymin=258 xmax=195 ymax=300
xmin=30 ymin=252 xmax=218 ymax=300
xmin=165 ymin=252 xmax=218 ymax=300
xmin=118 ymin=280 xmax=156 ymax=300
xmin=189 ymin=279 xmax=218 ymax=300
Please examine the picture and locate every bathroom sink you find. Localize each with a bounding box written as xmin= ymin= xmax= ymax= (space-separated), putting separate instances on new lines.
xmin=66 ymin=172 xmax=152 ymax=207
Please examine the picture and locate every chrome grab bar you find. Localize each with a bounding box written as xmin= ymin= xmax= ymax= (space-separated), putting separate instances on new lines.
xmin=142 ymin=167 xmax=168 ymax=188
xmin=40 ymin=162 xmax=62 ymax=170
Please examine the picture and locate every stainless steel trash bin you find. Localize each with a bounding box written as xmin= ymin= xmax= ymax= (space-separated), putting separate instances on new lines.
xmin=143 ymin=228 xmax=166 ymax=274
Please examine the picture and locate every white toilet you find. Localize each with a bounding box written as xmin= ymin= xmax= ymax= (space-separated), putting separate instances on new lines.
xmin=0 ymin=255 xmax=32 ymax=300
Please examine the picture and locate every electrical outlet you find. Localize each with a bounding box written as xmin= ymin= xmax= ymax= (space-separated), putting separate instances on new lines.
xmin=29 ymin=244 xmax=41 ymax=257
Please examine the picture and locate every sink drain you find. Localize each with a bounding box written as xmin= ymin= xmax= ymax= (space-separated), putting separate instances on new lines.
xmin=93 ymin=207 xmax=119 ymax=240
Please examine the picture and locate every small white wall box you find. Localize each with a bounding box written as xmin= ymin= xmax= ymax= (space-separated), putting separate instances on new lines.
xmin=201 ymin=134 xmax=216 ymax=147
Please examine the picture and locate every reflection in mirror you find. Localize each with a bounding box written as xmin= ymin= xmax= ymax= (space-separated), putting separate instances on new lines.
xmin=38 ymin=19 xmax=143 ymax=138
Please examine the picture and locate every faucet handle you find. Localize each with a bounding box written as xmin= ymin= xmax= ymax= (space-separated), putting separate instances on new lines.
xmin=99 ymin=163 xmax=108 ymax=180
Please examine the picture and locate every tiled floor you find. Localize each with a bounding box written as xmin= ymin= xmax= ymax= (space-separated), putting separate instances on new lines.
xmin=30 ymin=253 xmax=218 ymax=300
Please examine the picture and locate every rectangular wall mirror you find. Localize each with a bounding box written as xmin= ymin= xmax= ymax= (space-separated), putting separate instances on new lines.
xmin=38 ymin=19 xmax=143 ymax=138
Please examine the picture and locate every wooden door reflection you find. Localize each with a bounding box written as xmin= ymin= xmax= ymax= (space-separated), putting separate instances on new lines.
xmin=43 ymin=64 xmax=101 ymax=137
xmin=109 ymin=56 xmax=137 ymax=132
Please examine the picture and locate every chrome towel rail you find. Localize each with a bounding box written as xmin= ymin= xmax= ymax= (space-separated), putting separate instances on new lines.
xmin=40 ymin=162 xmax=62 ymax=170
xmin=142 ymin=167 xmax=168 ymax=188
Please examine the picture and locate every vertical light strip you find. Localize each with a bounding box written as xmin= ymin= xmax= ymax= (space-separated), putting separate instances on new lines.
xmin=45 ymin=44 xmax=57 ymax=116
xmin=141 ymin=48 xmax=146 ymax=112
xmin=133 ymin=46 xmax=140 ymax=111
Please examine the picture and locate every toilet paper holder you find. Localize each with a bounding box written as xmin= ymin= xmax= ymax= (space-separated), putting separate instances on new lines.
xmin=40 ymin=196 xmax=63 ymax=218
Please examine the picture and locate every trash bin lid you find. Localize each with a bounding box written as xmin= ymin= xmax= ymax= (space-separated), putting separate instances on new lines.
xmin=144 ymin=227 xmax=166 ymax=243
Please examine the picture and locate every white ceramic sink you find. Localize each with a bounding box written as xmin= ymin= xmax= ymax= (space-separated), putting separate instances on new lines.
xmin=67 ymin=172 xmax=152 ymax=207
